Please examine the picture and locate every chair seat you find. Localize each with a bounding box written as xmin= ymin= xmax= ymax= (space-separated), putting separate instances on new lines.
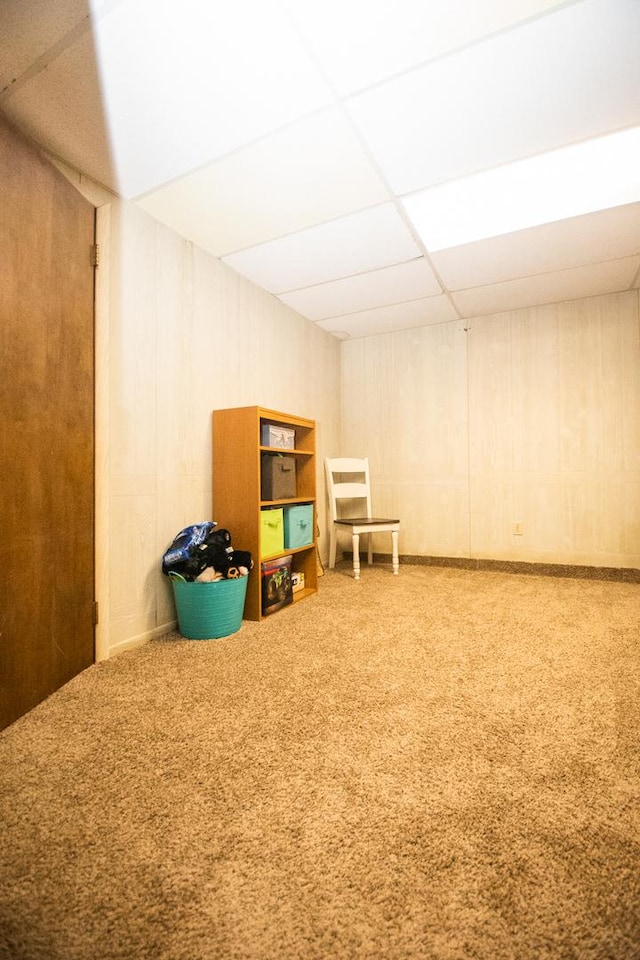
xmin=335 ymin=518 xmax=399 ymax=526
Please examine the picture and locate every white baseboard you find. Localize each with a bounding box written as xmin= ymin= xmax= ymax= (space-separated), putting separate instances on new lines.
xmin=106 ymin=621 xmax=178 ymax=659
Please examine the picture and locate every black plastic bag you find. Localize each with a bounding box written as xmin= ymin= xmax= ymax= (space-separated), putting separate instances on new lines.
xmin=161 ymin=522 xmax=217 ymax=580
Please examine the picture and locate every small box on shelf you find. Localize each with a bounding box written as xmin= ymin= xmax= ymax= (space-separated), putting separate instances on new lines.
xmin=261 ymin=423 xmax=295 ymax=449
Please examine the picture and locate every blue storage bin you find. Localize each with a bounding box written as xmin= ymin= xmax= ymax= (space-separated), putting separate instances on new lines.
xmin=284 ymin=504 xmax=314 ymax=549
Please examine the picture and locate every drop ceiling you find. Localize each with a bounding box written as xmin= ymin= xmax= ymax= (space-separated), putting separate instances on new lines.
xmin=1 ymin=0 xmax=639 ymax=340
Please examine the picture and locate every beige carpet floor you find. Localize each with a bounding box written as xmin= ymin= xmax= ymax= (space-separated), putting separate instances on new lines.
xmin=1 ymin=564 xmax=639 ymax=960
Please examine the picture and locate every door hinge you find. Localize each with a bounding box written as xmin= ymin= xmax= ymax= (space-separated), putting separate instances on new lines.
xmin=90 ymin=243 xmax=100 ymax=268
xmin=93 ymin=601 xmax=99 ymax=625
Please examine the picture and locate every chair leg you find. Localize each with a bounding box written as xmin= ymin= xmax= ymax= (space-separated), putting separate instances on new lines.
xmin=391 ymin=530 xmax=399 ymax=575
xmin=352 ymin=533 xmax=361 ymax=579
xmin=329 ymin=527 xmax=337 ymax=569
xmin=367 ymin=532 xmax=373 ymax=566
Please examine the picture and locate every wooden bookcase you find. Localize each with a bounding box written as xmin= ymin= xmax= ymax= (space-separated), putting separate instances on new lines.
xmin=212 ymin=406 xmax=317 ymax=621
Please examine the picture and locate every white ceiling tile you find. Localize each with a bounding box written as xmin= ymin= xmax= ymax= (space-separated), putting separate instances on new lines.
xmin=222 ymin=204 xmax=422 ymax=293
xmin=278 ymin=259 xmax=442 ymax=321
xmin=451 ymin=257 xmax=640 ymax=317
xmin=346 ymin=0 xmax=640 ymax=195
xmin=431 ymin=203 xmax=640 ymax=290
xmin=91 ymin=0 xmax=333 ymax=196
xmin=136 ymin=108 xmax=390 ymax=257
xmin=0 ymin=0 xmax=90 ymax=91
xmin=283 ymin=0 xmax=569 ymax=97
xmin=315 ymin=296 xmax=459 ymax=340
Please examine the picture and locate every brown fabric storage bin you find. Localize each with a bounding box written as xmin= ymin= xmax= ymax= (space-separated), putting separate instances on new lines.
xmin=261 ymin=454 xmax=296 ymax=500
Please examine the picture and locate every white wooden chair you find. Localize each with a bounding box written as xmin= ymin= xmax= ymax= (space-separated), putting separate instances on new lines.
xmin=325 ymin=457 xmax=400 ymax=579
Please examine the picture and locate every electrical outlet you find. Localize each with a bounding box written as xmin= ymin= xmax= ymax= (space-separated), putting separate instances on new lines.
xmin=513 ymin=521 xmax=523 ymax=536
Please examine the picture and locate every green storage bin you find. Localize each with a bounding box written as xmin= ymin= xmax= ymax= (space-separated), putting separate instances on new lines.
xmin=170 ymin=573 xmax=248 ymax=639
xmin=284 ymin=503 xmax=314 ymax=549
xmin=260 ymin=507 xmax=284 ymax=558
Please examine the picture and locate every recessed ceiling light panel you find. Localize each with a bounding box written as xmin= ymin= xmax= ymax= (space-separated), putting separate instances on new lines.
xmin=402 ymin=127 xmax=640 ymax=251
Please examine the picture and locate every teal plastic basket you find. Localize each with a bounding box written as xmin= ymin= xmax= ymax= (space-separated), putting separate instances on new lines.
xmin=169 ymin=573 xmax=248 ymax=639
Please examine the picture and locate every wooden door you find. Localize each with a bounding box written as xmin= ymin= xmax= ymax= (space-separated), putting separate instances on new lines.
xmin=0 ymin=113 xmax=96 ymax=730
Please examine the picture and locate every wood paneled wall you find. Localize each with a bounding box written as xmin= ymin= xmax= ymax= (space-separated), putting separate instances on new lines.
xmin=341 ymin=291 xmax=640 ymax=569
xmin=97 ymin=200 xmax=341 ymax=656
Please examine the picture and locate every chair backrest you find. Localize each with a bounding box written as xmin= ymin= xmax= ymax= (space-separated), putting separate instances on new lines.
xmin=325 ymin=457 xmax=373 ymax=522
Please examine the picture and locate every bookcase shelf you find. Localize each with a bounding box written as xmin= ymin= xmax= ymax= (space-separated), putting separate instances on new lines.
xmin=212 ymin=406 xmax=317 ymax=621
